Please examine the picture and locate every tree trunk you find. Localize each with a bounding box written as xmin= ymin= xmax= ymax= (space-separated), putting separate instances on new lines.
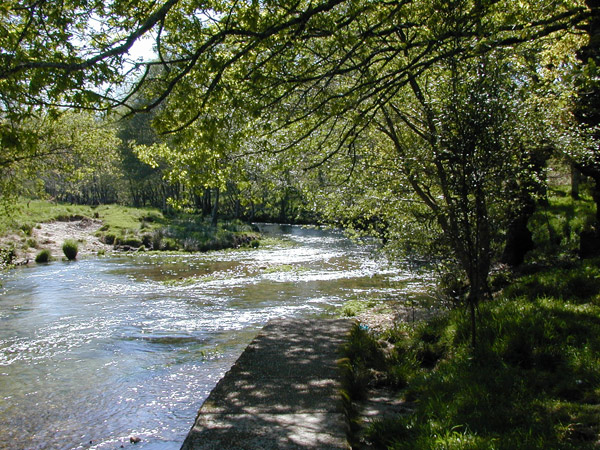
xmin=594 ymin=178 xmax=600 ymax=225
xmin=469 ymin=295 xmax=477 ymax=348
xmin=279 ymin=192 xmax=288 ymax=223
xmin=501 ymin=194 xmax=535 ymax=266
xmin=211 ymin=188 xmax=220 ymax=228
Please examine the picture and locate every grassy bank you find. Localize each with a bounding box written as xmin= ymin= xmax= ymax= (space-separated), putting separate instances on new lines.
xmin=0 ymin=200 xmax=165 ymax=237
xmin=343 ymin=259 xmax=600 ymax=449
xmin=0 ymin=199 xmax=260 ymax=264
xmin=342 ymin=186 xmax=600 ymax=449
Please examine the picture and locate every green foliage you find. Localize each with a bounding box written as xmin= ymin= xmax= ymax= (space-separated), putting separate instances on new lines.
xmin=504 ymin=262 xmax=600 ymax=303
xmin=528 ymin=185 xmax=596 ymax=258
xmin=161 ymin=217 xmax=258 ymax=252
xmin=339 ymin=300 xmax=368 ymax=318
xmin=62 ymin=239 xmax=78 ymax=260
xmin=0 ymin=246 xmax=16 ymax=270
xmin=340 ymin=323 xmax=387 ymax=402
xmin=102 ymin=234 xmax=116 ymax=245
xmin=0 ymin=111 xmax=122 ymax=203
xmin=0 ymin=0 xmax=590 ymax=260
xmin=35 ymin=249 xmax=52 ymax=263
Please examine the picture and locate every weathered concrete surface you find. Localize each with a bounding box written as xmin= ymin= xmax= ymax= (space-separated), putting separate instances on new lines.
xmin=181 ymin=318 xmax=353 ymax=450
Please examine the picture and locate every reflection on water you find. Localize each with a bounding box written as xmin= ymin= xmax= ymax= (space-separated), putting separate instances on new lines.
xmin=0 ymin=224 xmax=430 ymax=449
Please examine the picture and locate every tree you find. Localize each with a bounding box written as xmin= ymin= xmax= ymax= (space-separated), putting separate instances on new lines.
xmin=0 ymin=111 xmax=120 ymax=204
xmin=0 ymin=0 xmax=593 ymax=341
xmin=570 ymin=0 xmax=600 ymax=255
xmin=309 ymin=47 xmax=550 ymax=345
xmin=116 ymin=109 xmax=173 ymax=208
xmin=1 ymin=1 xmax=588 ymax=115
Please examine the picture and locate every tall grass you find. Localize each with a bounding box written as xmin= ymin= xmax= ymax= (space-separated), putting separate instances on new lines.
xmin=350 ymin=260 xmax=600 ymax=450
xmin=35 ymin=249 xmax=51 ymax=263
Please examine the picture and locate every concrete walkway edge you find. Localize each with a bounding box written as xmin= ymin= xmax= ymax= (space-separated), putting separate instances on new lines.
xmin=181 ymin=318 xmax=354 ymax=450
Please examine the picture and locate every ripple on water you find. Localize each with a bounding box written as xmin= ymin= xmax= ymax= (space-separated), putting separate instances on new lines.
xmin=0 ymin=225 xmax=430 ymax=450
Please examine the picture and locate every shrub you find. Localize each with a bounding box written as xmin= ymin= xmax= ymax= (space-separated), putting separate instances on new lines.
xmin=150 ymin=229 xmax=165 ymax=250
xmin=62 ymin=239 xmax=78 ymax=260
xmin=120 ymin=236 xmax=143 ymax=247
xmin=141 ymin=233 xmax=152 ymax=248
xmin=20 ymin=223 xmax=33 ymax=236
xmin=183 ymin=237 xmax=200 ymax=252
xmin=35 ymin=249 xmax=52 ymax=263
xmin=160 ymin=237 xmax=180 ymax=251
xmin=102 ymin=233 xmax=116 ymax=245
xmin=0 ymin=246 xmax=16 ymax=269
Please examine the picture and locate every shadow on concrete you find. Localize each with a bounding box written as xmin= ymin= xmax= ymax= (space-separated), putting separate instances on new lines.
xmin=181 ymin=318 xmax=353 ymax=450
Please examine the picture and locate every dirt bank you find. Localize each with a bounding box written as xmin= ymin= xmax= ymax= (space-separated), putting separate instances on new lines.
xmin=17 ymin=218 xmax=110 ymax=264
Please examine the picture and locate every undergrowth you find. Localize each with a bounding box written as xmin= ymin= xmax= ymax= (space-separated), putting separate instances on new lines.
xmin=344 ymin=185 xmax=600 ymax=450
xmin=345 ymin=261 xmax=600 ymax=449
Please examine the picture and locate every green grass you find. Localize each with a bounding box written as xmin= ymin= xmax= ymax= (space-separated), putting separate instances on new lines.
xmin=528 ymin=185 xmax=595 ymax=260
xmin=93 ymin=204 xmax=166 ymax=235
xmin=0 ymin=199 xmax=261 ymax=254
xmin=0 ymin=199 xmax=91 ymax=235
xmin=262 ymin=264 xmax=309 ymax=274
xmin=35 ymin=249 xmax=52 ymax=263
xmin=0 ymin=199 xmax=166 ymax=238
xmin=339 ymin=298 xmax=380 ymax=317
xmin=62 ymin=239 xmax=79 ymax=260
xmin=347 ymin=260 xmax=600 ymax=450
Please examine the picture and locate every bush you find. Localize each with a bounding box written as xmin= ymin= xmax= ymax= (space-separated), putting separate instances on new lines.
xmin=160 ymin=237 xmax=180 ymax=251
xmin=102 ymin=233 xmax=116 ymax=245
xmin=120 ymin=236 xmax=143 ymax=247
xmin=183 ymin=237 xmax=200 ymax=252
xmin=35 ymin=249 xmax=52 ymax=263
xmin=0 ymin=246 xmax=16 ymax=269
xmin=150 ymin=229 xmax=165 ymax=250
xmin=62 ymin=239 xmax=78 ymax=260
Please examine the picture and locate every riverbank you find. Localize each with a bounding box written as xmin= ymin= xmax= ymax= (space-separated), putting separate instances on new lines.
xmin=343 ymin=258 xmax=600 ymax=450
xmin=0 ymin=200 xmax=260 ymax=266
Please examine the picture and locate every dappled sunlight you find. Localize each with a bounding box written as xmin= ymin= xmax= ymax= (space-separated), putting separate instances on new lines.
xmin=182 ymin=319 xmax=353 ymax=449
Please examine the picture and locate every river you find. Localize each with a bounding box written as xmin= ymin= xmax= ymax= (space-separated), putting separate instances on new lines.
xmin=0 ymin=224 xmax=431 ymax=450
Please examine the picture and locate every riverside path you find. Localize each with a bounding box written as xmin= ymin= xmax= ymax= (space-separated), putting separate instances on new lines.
xmin=181 ymin=318 xmax=354 ymax=450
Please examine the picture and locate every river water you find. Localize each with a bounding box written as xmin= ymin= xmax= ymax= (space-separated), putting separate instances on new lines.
xmin=0 ymin=224 xmax=430 ymax=450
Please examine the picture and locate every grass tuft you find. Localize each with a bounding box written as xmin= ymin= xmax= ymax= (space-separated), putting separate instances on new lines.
xmin=35 ymin=249 xmax=52 ymax=263
xmin=62 ymin=239 xmax=78 ymax=260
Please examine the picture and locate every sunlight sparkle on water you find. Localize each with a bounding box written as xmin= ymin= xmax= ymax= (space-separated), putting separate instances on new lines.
xmin=0 ymin=224 xmax=430 ymax=450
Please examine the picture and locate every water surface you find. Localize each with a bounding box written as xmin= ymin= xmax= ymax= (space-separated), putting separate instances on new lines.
xmin=0 ymin=224 xmax=430 ymax=449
